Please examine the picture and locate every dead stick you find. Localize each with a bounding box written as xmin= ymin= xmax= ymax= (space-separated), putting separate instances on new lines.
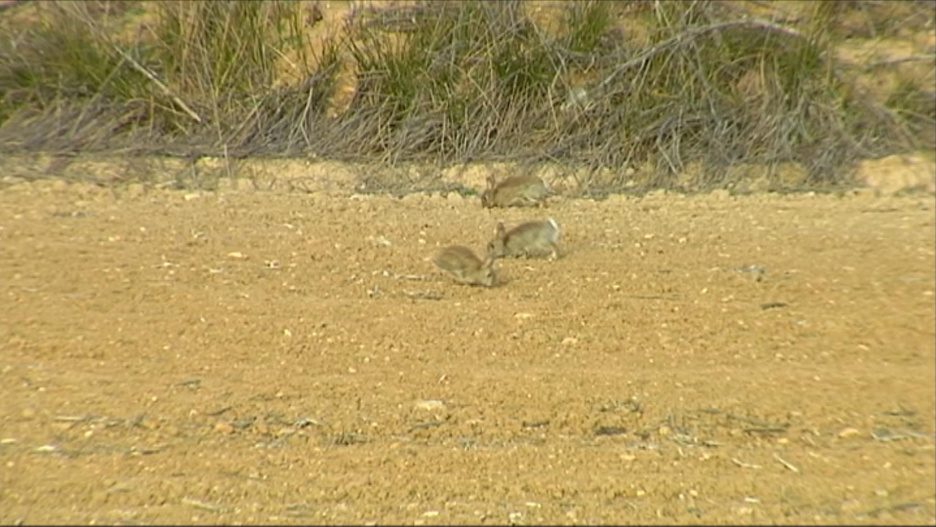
xmin=731 ymin=458 xmax=762 ymax=469
xmin=110 ymin=45 xmax=203 ymax=124
xmin=74 ymin=8 xmax=203 ymax=125
xmin=864 ymin=54 xmax=936 ymax=71
xmin=182 ymin=497 xmax=227 ymax=512
xmin=599 ymin=19 xmax=805 ymax=90
xmin=773 ymin=453 xmax=799 ymax=473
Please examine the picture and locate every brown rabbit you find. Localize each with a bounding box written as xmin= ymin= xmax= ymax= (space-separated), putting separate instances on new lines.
xmin=480 ymin=174 xmax=549 ymax=208
xmin=433 ymin=245 xmax=498 ymax=287
xmin=488 ymin=218 xmax=561 ymax=260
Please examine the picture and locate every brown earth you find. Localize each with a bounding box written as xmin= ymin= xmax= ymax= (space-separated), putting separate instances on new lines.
xmin=1 ymin=176 xmax=935 ymax=526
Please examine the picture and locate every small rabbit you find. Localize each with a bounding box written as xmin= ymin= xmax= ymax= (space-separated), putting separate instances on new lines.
xmin=488 ymin=218 xmax=561 ymax=260
xmin=480 ymin=174 xmax=549 ymax=208
xmin=433 ymin=245 xmax=498 ymax=287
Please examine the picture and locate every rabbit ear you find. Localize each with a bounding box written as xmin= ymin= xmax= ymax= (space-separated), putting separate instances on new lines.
xmin=486 ymin=174 xmax=496 ymax=188
xmin=495 ymin=221 xmax=506 ymax=237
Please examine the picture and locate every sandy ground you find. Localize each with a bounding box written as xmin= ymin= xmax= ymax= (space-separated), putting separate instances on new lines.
xmin=1 ymin=178 xmax=934 ymax=525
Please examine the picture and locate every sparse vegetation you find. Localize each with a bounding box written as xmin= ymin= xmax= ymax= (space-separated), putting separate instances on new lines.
xmin=0 ymin=0 xmax=932 ymax=193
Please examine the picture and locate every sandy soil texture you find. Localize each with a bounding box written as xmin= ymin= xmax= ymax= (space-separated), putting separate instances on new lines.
xmin=1 ymin=180 xmax=934 ymax=525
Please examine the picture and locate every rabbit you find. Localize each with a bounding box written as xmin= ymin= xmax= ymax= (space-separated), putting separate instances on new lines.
xmin=433 ymin=245 xmax=499 ymax=287
xmin=488 ymin=218 xmax=561 ymax=260
xmin=480 ymin=174 xmax=549 ymax=208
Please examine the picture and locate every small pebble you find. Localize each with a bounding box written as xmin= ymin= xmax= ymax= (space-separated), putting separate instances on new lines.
xmin=214 ymin=422 xmax=234 ymax=434
xmin=414 ymin=399 xmax=446 ymax=411
xmin=838 ymin=427 xmax=861 ymax=438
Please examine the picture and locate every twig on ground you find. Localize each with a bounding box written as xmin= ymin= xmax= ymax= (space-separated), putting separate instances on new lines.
xmin=182 ymin=497 xmax=228 ymax=513
xmin=773 ymin=453 xmax=800 ymax=473
xmin=731 ymin=458 xmax=763 ymax=469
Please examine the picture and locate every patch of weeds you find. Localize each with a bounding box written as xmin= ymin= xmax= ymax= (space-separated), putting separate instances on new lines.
xmin=0 ymin=0 xmax=925 ymax=193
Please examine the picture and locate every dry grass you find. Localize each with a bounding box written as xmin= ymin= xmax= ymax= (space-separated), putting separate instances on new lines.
xmin=0 ymin=0 xmax=932 ymax=193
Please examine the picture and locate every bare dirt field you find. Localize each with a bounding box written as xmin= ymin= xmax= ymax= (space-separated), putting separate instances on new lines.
xmin=1 ymin=176 xmax=934 ymax=525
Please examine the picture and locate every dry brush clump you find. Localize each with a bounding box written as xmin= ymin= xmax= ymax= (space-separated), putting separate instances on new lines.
xmin=0 ymin=0 xmax=930 ymax=193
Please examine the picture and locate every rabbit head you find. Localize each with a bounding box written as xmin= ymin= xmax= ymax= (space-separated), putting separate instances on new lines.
xmin=481 ymin=175 xmax=548 ymax=208
xmin=480 ymin=174 xmax=498 ymax=208
xmin=433 ymin=245 xmax=498 ymax=287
